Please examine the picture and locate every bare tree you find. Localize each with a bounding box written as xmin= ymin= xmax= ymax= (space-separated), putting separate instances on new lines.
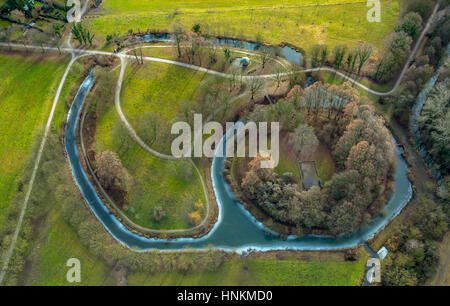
xmin=95 ymin=150 xmax=132 ymax=205
xmin=272 ymin=66 xmax=284 ymax=91
xmin=229 ymin=66 xmax=240 ymax=91
xmin=132 ymin=49 xmax=140 ymax=64
xmin=172 ymin=22 xmax=186 ymax=58
xmin=320 ymin=45 xmax=328 ymax=66
xmin=356 ymin=43 xmax=373 ymax=75
xmin=260 ymin=46 xmax=273 ymax=69
xmin=346 ymin=48 xmax=358 ymax=72
xmin=206 ymin=41 xmax=218 ymax=66
xmin=332 ymin=44 xmax=347 ymax=70
xmin=288 ymin=65 xmax=305 ymax=89
xmin=248 ymin=77 xmax=264 ymax=100
xmin=309 ymin=44 xmax=322 ymax=67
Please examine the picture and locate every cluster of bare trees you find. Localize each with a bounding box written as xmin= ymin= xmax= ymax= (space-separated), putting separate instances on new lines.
xmin=290 ymin=124 xmax=318 ymax=157
xmin=171 ymin=22 xmax=230 ymax=71
xmin=300 ymin=81 xmax=357 ymax=123
xmin=239 ymin=81 xmax=395 ymax=235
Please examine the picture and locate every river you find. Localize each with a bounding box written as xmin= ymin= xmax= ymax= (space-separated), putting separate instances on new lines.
xmin=64 ymin=73 xmax=412 ymax=252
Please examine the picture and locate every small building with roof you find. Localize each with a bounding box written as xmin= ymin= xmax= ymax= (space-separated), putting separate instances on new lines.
xmin=377 ymin=246 xmax=388 ymax=260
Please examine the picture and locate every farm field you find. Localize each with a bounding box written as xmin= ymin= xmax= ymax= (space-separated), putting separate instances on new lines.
xmin=0 ymin=53 xmax=69 ymax=233
xmin=87 ymin=0 xmax=400 ymax=52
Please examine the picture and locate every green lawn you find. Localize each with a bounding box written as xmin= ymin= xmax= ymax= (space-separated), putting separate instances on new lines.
xmin=120 ymin=61 xmax=204 ymax=122
xmin=128 ymin=257 xmax=366 ymax=286
xmin=23 ymin=210 xmax=112 ymax=286
xmin=314 ymin=143 xmax=335 ymax=182
xmin=0 ymin=53 xmax=69 ymax=233
xmin=88 ymin=0 xmax=400 ymax=52
xmin=274 ymin=138 xmax=302 ymax=179
xmin=95 ymin=65 xmax=206 ymax=230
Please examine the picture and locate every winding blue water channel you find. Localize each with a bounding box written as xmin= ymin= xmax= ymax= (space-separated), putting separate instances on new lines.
xmin=64 ymin=72 xmax=413 ymax=253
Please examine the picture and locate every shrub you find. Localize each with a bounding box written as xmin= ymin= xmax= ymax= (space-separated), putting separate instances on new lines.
xmin=395 ymin=12 xmax=423 ymax=40
xmin=189 ymin=211 xmax=202 ymax=226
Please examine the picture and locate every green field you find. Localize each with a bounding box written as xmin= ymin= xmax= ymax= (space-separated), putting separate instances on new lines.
xmin=274 ymin=138 xmax=302 ymax=179
xmin=121 ymin=61 xmax=204 ymax=122
xmin=128 ymin=257 xmax=366 ymax=286
xmin=30 ymin=64 xmax=112 ymax=286
xmin=0 ymin=53 xmax=69 ymax=233
xmin=23 ymin=210 xmax=112 ymax=286
xmin=0 ymin=56 xmax=112 ymax=286
xmin=95 ymin=64 xmax=206 ymax=230
xmin=314 ymin=143 xmax=335 ymax=182
xmin=88 ymin=0 xmax=400 ymax=52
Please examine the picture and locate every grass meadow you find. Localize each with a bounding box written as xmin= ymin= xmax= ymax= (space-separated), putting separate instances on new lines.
xmin=95 ymin=63 xmax=206 ymax=230
xmin=121 ymin=61 xmax=204 ymax=121
xmin=0 ymin=53 xmax=69 ymax=233
xmin=23 ymin=209 xmax=112 ymax=286
xmin=128 ymin=256 xmax=367 ymax=286
xmin=0 ymin=55 xmax=111 ymax=285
